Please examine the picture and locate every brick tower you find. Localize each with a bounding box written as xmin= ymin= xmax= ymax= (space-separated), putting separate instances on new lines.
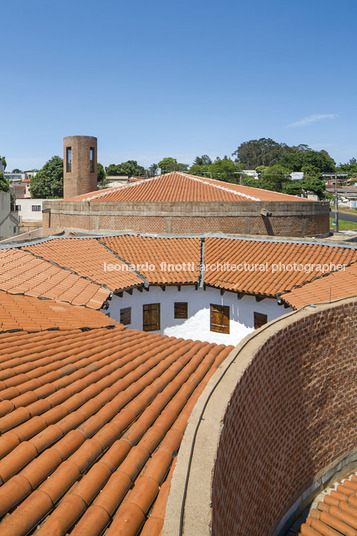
xmin=63 ymin=136 xmax=97 ymax=199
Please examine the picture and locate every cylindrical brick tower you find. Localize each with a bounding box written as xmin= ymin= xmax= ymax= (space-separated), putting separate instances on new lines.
xmin=63 ymin=136 xmax=97 ymax=199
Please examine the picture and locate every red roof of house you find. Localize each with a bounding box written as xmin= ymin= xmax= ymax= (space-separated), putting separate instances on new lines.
xmin=282 ymin=262 xmax=357 ymax=309
xmin=204 ymin=237 xmax=357 ymax=297
xmin=66 ymin=172 xmax=309 ymax=203
xmin=0 ymin=248 xmax=109 ymax=309
xmin=299 ymin=472 xmax=357 ymax=536
xmin=0 ymin=291 xmax=116 ymax=332
xmin=24 ymin=238 xmax=144 ymax=292
xmin=0 ymin=325 xmax=233 ymax=536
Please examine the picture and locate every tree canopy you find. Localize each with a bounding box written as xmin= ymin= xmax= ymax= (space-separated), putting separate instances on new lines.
xmin=233 ymin=138 xmax=292 ymax=168
xmin=0 ymin=171 xmax=10 ymax=193
xmin=105 ymin=161 xmax=146 ymax=177
xmin=97 ymin=163 xmax=106 ymax=186
xmin=158 ymin=157 xmax=188 ymax=174
xmin=0 ymin=156 xmax=6 ymax=170
xmin=30 ymin=156 xmax=63 ymax=199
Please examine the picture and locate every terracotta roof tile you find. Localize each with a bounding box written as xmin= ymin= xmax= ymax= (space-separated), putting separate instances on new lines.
xmin=282 ymin=262 xmax=357 ymax=308
xmin=299 ymin=473 xmax=357 ymax=536
xmin=66 ymin=172 xmax=309 ymax=203
xmin=204 ymin=237 xmax=357 ymax=297
xmin=0 ymin=248 xmax=109 ymax=309
xmin=0 ymin=291 xmax=116 ymax=333
xmin=24 ymin=238 xmax=143 ymax=291
xmin=102 ymin=235 xmax=201 ymax=284
xmin=0 ymin=326 xmax=233 ymax=535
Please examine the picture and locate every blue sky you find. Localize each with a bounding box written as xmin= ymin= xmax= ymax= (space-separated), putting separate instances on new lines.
xmin=2 ymin=0 xmax=357 ymax=171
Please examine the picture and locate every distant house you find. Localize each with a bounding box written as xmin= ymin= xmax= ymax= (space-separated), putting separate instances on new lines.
xmin=0 ymin=192 xmax=19 ymax=239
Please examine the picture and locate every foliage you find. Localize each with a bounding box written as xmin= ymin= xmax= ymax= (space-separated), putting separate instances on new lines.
xmin=97 ymin=163 xmax=106 ymax=186
xmin=256 ymin=164 xmax=291 ymax=192
xmin=0 ymin=171 xmax=10 ymax=193
xmin=233 ymin=138 xmax=292 ymax=168
xmin=280 ymin=149 xmax=335 ymax=174
xmin=158 ymin=157 xmax=188 ymax=174
xmin=12 ymin=168 xmax=22 ymax=173
xmin=30 ymin=156 xmax=63 ymax=198
xmin=193 ymin=155 xmax=212 ymax=166
xmin=301 ymin=177 xmax=326 ymax=200
xmin=147 ymin=163 xmax=159 ymax=177
xmin=105 ymin=161 xmax=146 ymax=177
xmin=0 ymin=156 xmax=6 ymax=170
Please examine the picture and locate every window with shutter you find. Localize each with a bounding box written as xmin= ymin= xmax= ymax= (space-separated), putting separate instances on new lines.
xmin=254 ymin=312 xmax=267 ymax=329
xmin=210 ymin=304 xmax=230 ymax=334
xmin=174 ymin=302 xmax=188 ymax=319
xmin=120 ymin=307 xmax=131 ymax=325
xmin=143 ymin=303 xmax=160 ymax=331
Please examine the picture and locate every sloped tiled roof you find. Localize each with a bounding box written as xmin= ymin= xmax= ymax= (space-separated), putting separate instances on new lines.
xmin=282 ymin=262 xmax=357 ymax=309
xmin=0 ymin=248 xmax=109 ymax=309
xmin=299 ymin=472 xmax=357 ymax=536
xmin=0 ymin=291 xmax=116 ymax=332
xmin=24 ymin=238 xmax=144 ymax=291
xmin=204 ymin=237 xmax=357 ymax=297
xmin=66 ymin=172 xmax=309 ymax=203
xmin=0 ymin=326 xmax=233 ymax=536
xmin=102 ymin=235 xmax=201 ymax=284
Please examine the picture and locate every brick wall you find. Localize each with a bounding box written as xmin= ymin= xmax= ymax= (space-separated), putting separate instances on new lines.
xmin=211 ymin=301 xmax=357 ymax=535
xmin=43 ymin=199 xmax=330 ymax=237
xmin=63 ymin=136 xmax=97 ymax=199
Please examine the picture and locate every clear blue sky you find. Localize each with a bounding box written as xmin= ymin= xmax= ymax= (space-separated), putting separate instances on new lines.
xmin=2 ymin=0 xmax=357 ymax=171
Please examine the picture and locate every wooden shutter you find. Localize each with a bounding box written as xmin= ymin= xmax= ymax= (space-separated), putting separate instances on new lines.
xmin=210 ymin=304 xmax=230 ymax=334
xmin=120 ymin=307 xmax=131 ymax=325
xmin=174 ymin=302 xmax=188 ymax=319
xmin=143 ymin=303 xmax=160 ymax=331
xmin=254 ymin=312 xmax=267 ymax=329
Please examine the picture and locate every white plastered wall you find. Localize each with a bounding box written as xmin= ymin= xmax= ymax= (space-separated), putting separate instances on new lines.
xmin=104 ymin=284 xmax=292 ymax=345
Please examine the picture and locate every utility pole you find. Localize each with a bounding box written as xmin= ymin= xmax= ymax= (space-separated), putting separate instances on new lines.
xmin=322 ymin=173 xmax=348 ymax=233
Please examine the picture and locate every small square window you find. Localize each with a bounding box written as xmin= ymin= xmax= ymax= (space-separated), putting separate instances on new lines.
xmin=15 ymin=205 xmax=21 ymax=211
xmin=143 ymin=303 xmax=160 ymax=331
xmin=210 ymin=304 xmax=230 ymax=334
xmin=32 ymin=205 xmax=41 ymax=212
xmin=66 ymin=147 xmax=72 ymax=173
xmin=120 ymin=307 xmax=131 ymax=325
xmin=254 ymin=312 xmax=268 ymax=329
xmin=174 ymin=302 xmax=188 ymax=319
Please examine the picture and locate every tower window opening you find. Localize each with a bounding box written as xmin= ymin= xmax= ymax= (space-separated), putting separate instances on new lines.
xmin=66 ymin=147 xmax=72 ymax=173
xmin=90 ymin=147 xmax=95 ymax=173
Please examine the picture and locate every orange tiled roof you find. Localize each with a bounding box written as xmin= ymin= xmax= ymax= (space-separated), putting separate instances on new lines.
xmin=101 ymin=235 xmax=201 ymax=284
xmin=0 ymin=326 xmax=233 ymax=536
xmin=282 ymin=262 xmax=357 ymax=309
xmin=23 ymin=238 xmax=144 ymax=292
xmin=299 ymin=472 xmax=357 ymax=536
xmin=204 ymin=237 xmax=357 ymax=297
xmin=0 ymin=291 xmax=116 ymax=332
xmin=0 ymin=247 xmax=109 ymax=309
xmin=66 ymin=172 xmax=309 ymax=203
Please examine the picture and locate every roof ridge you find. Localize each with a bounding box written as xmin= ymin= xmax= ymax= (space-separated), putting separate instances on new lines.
xmin=80 ymin=174 xmax=164 ymax=202
xmin=177 ymin=172 xmax=260 ymax=201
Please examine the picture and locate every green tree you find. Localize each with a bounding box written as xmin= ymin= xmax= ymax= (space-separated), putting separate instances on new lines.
xmin=0 ymin=171 xmax=10 ymax=193
xmin=147 ymin=163 xmax=159 ymax=177
xmin=12 ymin=168 xmax=22 ymax=173
xmin=0 ymin=156 xmax=6 ymax=170
xmin=301 ymin=177 xmax=326 ymax=200
xmin=280 ymin=149 xmax=335 ymax=174
xmin=256 ymin=164 xmax=291 ymax=192
xmin=193 ymin=155 xmax=212 ymax=166
xmin=158 ymin=157 xmax=188 ymax=174
xmin=30 ymin=156 xmax=63 ymax=198
xmin=233 ymin=138 xmax=290 ymax=168
xmin=105 ymin=161 xmax=146 ymax=177
xmin=97 ymin=163 xmax=106 ymax=186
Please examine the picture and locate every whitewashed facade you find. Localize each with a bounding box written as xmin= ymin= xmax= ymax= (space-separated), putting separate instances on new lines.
xmin=103 ymin=284 xmax=292 ymax=345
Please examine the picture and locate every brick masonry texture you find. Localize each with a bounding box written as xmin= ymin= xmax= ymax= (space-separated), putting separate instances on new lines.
xmin=63 ymin=136 xmax=97 ymax=199
xmin=42 ymin=199 xmax=330 ymax=238
xmin=211 ymin=301 xmax=357 ymax=536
